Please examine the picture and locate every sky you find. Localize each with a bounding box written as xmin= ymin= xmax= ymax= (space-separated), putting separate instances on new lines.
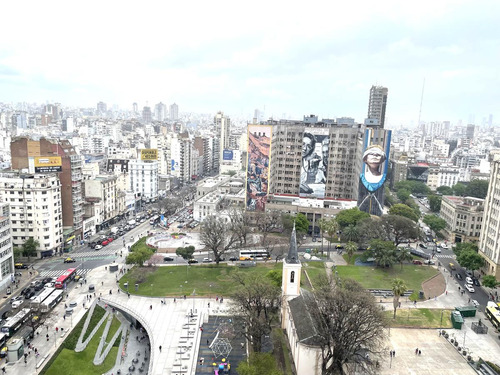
xmin=0 ymin=0 xmax=499 ymax=126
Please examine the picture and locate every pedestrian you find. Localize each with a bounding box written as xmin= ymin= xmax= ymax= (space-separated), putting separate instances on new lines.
xmin=102 ymin=281 xmax=104 ymax=286
xmin=458 ymin=286 xmax=461 ymax=291
xmin=55 ymin=327 xmax=58 ymax=332
xmin=2 ymin=366 xmax=6 ymax=373
xmin=415 ymin=348 xmax=418 ymax=355
xmin=418 ymin=350 xmax=421 ymax=355
xmin=159 ymin=345 xmax=162 ymax=352
xmin=216 ymin=296 xmax=218 ymax=302
xmin=109 ymin=290 xmax=112 ymax=295
xmin=174 ymin=298 xmax=176 ymax=303
xmin=128 ymin=292 xmax=130 ymax=298
xmin=207 ymin=339 xmax=209 ymax=345
xmin=392 ymin=350 xmax=395 ymax=357
xmin=46 ymin=334 xmax=49 ymax=341
xmin=150 ymin=305 xmax=152 ymax=310
xmin=414 ymin=300 xmax=417 ymax=306
xmin=208 ymin=302 xmax=210 ymax=308
xmin=390 ymin=350 xmax=393 ymax=357
xmin=446 ymin=290 xmax=448 ymax=295
xmin=468 ymin=298 xmax=471 ymax=303
xmin=398 ymin=302 xmax=401 ymax=308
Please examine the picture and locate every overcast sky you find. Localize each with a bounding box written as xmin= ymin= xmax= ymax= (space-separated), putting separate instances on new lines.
xmin=1 ymin=0 xmax=499 ymax=126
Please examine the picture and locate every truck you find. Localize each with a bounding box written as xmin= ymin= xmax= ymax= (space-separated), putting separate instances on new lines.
xmin=127 ymin=219 xmax=136 ymax=227
xmin=110 ymin=227 xmax=119 ymax=234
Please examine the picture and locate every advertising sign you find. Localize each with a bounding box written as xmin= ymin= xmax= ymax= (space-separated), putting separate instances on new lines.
xmin=141 ymin=149 xmax=158 ymax=161
xmin=34 ymin=156 xmax=62 ymax=173
xmin=299 ymin=128 xmax=330 ymax=199
xmin=246 ymin=125 xmax=272 ymax=211
xmin=27 ymin=141 xmax=41 ymax=157
xmin=357 ymin=128 xmax=392 ymax=216
xmin=223 ymin=149 xmax=234 ymax=161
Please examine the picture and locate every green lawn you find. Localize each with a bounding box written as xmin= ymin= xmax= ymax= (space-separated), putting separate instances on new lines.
xmin=120 ymin=262 xmax=282 ymax=297
xmin=385 ymin=308 xmax=453 ymax=328
xmin=44 ymin=310 xmax=118 ymax=375
xmin=335 ymin=264 xmax=438 ymax=291
xmin=303 ymin=262 xmax=327 ymax=287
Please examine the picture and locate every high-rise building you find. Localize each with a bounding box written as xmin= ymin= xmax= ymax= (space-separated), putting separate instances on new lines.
xmin=129 ymin=160 xmax=159 ymax=201
xmin=133 ymin=103 xmax=138 ymax=113
xmin=367 ymin=85 xmax=388 ymax=128
xmin=97 ymin=101 xmax=107 ymax=116
xmin=0 ymin=173 xmax=63 ymax=258
xmin=142 ymin=106 xmax=152 ymax=124
xmin=214 ymin=111 xmax=231 ymax=163
xmin=154 ymin=102 xmax=167 ymax=122
xmin=478 ymin=151 xmax=500 ymax=279
xmin=169 ymin=103 xmax=179 ymax=121
xmin=0 ymin=203 xmax=14 ymax=290
xmin=10 ymin=138 xmax=84 ymax=245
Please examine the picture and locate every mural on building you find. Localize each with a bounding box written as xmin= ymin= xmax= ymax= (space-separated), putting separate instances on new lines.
xmin=299 ymin=128 xmax=330 ymax=199
xmin=358 ymin=128 xmax=392 ymax=216
xmin=246 ymin=125 xmax=272 ymax=211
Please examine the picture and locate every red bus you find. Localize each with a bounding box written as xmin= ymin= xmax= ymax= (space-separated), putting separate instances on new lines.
xmin=54 ymin=268 xmax=77 ymax=289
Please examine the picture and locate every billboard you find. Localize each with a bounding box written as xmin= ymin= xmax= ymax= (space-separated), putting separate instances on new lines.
xmin=34 ymin=156 xmax=62 ymax=173
xmin=299 ymin=128 xmax=330 ymax=199
xmin=141 ymin=149 xmax=158 ymax=161
xmin=246 ymin=125 xmax=272 ymax=211
xmin=357 ymin=128 xmax=392 ymax=216
xmin=223 ymin=149 xmax=234 ymax=161
xmin=27 ymin=141 xmax=41 ymax=157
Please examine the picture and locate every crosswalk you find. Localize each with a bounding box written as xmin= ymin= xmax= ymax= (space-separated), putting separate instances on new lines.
xmin=437 ymin=254 xmax=455 ymax=259
xmin=39 ymin=268 xmax=92 ymax=278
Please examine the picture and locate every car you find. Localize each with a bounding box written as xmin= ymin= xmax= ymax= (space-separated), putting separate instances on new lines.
xmin=188 ymin=259 xmax=198 ymax=264
xmin=471 ymin=299 xmax=480 ymax=307
xmin=164 ymin=256 xmax=174 ymax=262
xmin=12 ymin=300 xmax=24 ymax=309
xmin=45 ymin=282 xmax=55 ymax=288
xmin=229 ymin=257 xmax=238 ymax=261
xmin=335 ymin=244 xmax=344 ymax=250
xmin=34 ymin=283 xmax=44 ymax=291
xmin=465 ymin=270 xmax=473 ymax=278
xmin=424 ymin=260 xmax=436 ymax=265
xmin=202 ymin=258 xmax=213 ymax=263
xmin=64 ymin=257 xmax=76 ymax=263
xmin=455 ymin=273 xmax=463 ymax=280
xmin=94 ymin=244 xmax=103 ymax=250
xmin=412 ymin=260 xmax=423 ymax=265
xmin=42 ymin=277 xmax=53 ymax=284
xmin=108 ymin=237 xmax=114 ymax=242
xmin=473 ymin=278 xmax=481 ymax=287
xmin=102 ymin=240 xmax=109 ymax=246
xmin=74 ymin=275 xmax=82 ymax=282
xmin=15 ymin=263 xmax=29 ymax=269
xmin=435 ymin=247 xmax=441 ymax=253
xmin=10 ymin=296 xmax=23 ymax=304
xmin=464 ymin=284 xmax=475 ymax=293
xmin=465 ymin=276 xmax=473 ymax=285
xmin=419 ymin=244 xmax=427 ymax=249
xmin=177 ymin=224 xmax=184 ymax=229
xmin=440 ymin=243 xmax=449 ymax=249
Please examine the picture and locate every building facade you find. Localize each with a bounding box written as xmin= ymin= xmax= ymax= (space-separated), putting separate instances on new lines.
xmin=0 ymin=173 xmax=63 ymax=258
xmin=0 ymin=203 xmax=14 ymax=290
xmin=129 ymin=160 xmax=159 ymax=201
xmin=440 ymin=196 xmax=484 ymax=244
xmin=367 ymin=85 xmax=388 ymax=128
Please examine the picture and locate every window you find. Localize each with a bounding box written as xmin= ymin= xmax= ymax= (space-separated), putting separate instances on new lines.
xmin=290 ymin=271 xmax=295 ymax=283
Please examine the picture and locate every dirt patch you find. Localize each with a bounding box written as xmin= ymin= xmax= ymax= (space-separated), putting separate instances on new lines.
xmin=422 ymin=271 xmax=446 ymax=299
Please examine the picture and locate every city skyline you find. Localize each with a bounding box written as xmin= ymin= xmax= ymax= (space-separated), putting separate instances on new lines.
xmin=1 ymin=1 xmax=499 ymax=126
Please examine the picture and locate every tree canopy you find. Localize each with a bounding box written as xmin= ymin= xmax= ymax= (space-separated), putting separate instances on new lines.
xmin=126 ymin=247 xmax=154 ymax=266
xmin=437 ymin=186 xmax=453 ymax=195
xmin=452 ymin=183 xmax=466 ymax=197
xmin=237 ymin=353 xmax=283 ymax=375
xmin=482 ymin=275 xmax=499 ymax=288
xmin=465 ymin=179 xmax=489 ymax=199
xmin=294 ymin=213 xmax=310 ymax=234
xmin=309 ymin=278 xmax=387 ymax=374
xmin=427 ymin=195 xmax=442 ymax=213
xmin=175 ymin=246 xmax=195 ymax=260
xmin=456 ymin=250 xmax=485 ymax=276
xmin=423 ymin=215 xmax=447 ymax=234
xmin=389 ymin=203 xmax=419 ymax=222
xmin=200 ymin=215 xmax=239 ymax=264
xmin=22 ymin=238 xmax=39 ymax=259
xmin=453 ymin=242 xmax=478 ymax=257
xmin=335 ymin=208 xmax=370 ymax=228
xmin=394 ymin=180 xmax=430 ymax=196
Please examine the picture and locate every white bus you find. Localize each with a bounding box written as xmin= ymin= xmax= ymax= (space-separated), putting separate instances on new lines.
xmin=30 ymin=287 xmax=55 ymax=310
xmin=40 ymin=289 xmax=64 ymax=313
xmin=1 ymin=308 xmax=31 ymax=337
xmin=239 ymin=249 xmax=271 ymax=261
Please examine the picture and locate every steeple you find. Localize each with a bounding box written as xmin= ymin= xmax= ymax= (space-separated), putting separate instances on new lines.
xmin=286 ymin=222 xmax=300 ymax=264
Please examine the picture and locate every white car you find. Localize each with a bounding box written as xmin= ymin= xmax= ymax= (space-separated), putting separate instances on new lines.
xmin=94 ymin=244 xmax=103 ymax=250
xmin=464 ymin=284 xmax=475 ymax=293
xmin=12 ymin=300 xmax=24 ymax=309
xmin=465 ymin=276 xmax=473 ymax=285
xmin=440 ymin=243 xmax=448 ymax=249
xmin=435 ymin=247 xmax=441 ymax=253
xmin=471 ymin=299 xmax=480 ymax=307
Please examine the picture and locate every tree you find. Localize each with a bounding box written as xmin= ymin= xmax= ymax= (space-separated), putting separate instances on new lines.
xmin=389 ymin=203 xmax=419 ymax=222
xmin=155 ymin=196 xmax=182 ymax=215
xmin=427 ymin=195 xmax=442 ymax=213
xmin=396 ymin=247 xmax=413 ymax=270
xmin=229 ymin=273 xmax=281 ymax=352
xmin=126 ymin=248 xmax=154 ymax=266
xmin=176 ymin=246 xmax=195 ymax=260
xmin=482 ymin=275 xmax=499 ymax=288
xmin=345 ymin=241 xmax=357 ymax=262
xmin=396 ymin=189 xmax=411 ymax=203
xmin=200 ymin=215 xmax=239 ymax=264
xmin=456 ymin=250 xmax=485 ymax=277
xmin=391 ymin=278 xmax=407 ymax=319
xmin=405 ymin=199 xmax=421 ymax=219
xmin=452 ymin=183 xmax=466 ymax=197
xmin=341 ymin=225 xmax=359 ymax=243
xmin=322 ymin=218 xmax=339 ymax=254
xmin=13 ymin=247 xmax=22 ymax=262
xmin=394 ymin=180 xmax=430 ymax=196
xmin=281 ymin=214 xmax=295 ymax=234
xmin=294 ymin=213 xmax=309 ymax=235
xmin=22 ymin=238 xmax=39 ymax=260
xmin=380 ymin=215 xmax=420 ymax=246
xmin=370 ymin=239 xmax=396 ymax=268
xmin=228 ymin=208 xmax=252 ymax=246
xmin=255 ymin=210 xmax=282 ymax=242
xmin=453 ymin=242 xmax=478 ymax=257
xmin=309 ymin=278 xmax=387 ymax=375
xmin=384 ymin=186 xmax=396 ymax=207
xmin=335 ymin=208 xmax=370 ymax=228
xmin=265 ymin=270 xmax=282 ymax=287
xmin=237 ymin=352 xmax=283 ymax=375
xmin=261 ymin=237 xmax=288 ymax=263
xmin=437 ymin=186 xmax=453 ymax=195
xmin=465 ymin=179 xmax=489 ymax=199
xmin=423 ymin=215 xmax=447 ymax=234
xmin=146 ymin=254 xmax=163 ymax=267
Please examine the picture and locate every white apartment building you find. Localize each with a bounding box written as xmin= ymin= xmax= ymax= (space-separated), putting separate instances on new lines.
xmin=0 ymin=173 xmax=63 ymax=258
xmin=129 ymin=160 xmax=159 ymax=201
xmin=478 ymin=152 xmax=500 ymax=279
xmin=440 ymin=196 xmax=484 ymax=244
xmin=170 ymin=135 xmax=192 ymax=183
xmin=84 ymin=175 xmax=118 ymax=226
xmin=0 ymin=203 xmax=14 ymax=290
xmin=426 ymin=166 xmax=460 ymax=191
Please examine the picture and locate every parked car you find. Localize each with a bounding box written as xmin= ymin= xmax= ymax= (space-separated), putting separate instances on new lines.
xmin=419 ymin=243 xmax=427 ymax=249
xmin=424 ymin=260 xmax=436 ymax=265
xmin=202 ymin=258 xmax=212 ymax=263
xmin=471 ymin=299 xmax=480 ymax=307
xmin=465 ymin=276 xmax=473 ymax=285
xmin=188 ymin=259 xmax=198 ymax=264
xmin=64 ymin=257 xmax=76 ymax=263
xmin=455 ymin=273 xmax=463 ymax=280
xmin=12 ymin=300 xmax=24 ymax=309
xmin=412 ymin=260 xmax=423 ymax=265
xmin=465 ymin=284 xmax=475 ymax=293
xmin=229 ymin=257 xmax=238 ymax=261
xmin=15 ymin=263 xmax=29 ymax=269
xmin=94 ymin=244 xmax=103 ymax=250
xmin=107 ymin=237 xmax=114 ymax=243
xmin=473 ymin=278 xmax=481 ymax=287
xmin=102 ymin=240 xmax=109 ymax=246
xmin=164 ymin=257 xmax=174 ymax=262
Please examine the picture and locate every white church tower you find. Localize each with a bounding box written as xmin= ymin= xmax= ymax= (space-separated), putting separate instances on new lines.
xmin=281 ymin=223 xmax=302 ymax=329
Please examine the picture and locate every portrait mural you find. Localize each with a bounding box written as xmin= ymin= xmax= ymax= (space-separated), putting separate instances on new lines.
xmin=358 ymin=128 xmax=391 ymax=216
xmin=246 ymin=125 xmax=272 ymax=211
xmin=299 ymin=128 xmax=330 ymax=199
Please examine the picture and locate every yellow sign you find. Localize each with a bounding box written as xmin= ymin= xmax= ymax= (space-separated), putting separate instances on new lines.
xmin=141 ymin=149 xmax=158 ymax=161
xmin=34 ymin=156 xmax=62 ymax=167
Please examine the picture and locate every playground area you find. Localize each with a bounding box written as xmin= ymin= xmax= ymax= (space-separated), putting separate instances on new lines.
xmin=145 ymin=232 xmax=204 ymax=253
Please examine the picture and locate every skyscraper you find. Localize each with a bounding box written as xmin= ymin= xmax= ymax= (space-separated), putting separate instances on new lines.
xmin=142 ymin=106 xmax=152 ymax=124
xmin=97 ymin=101 xmax=107 ymax=116
xmin=154 ymin=102 xmax=167 ymax=121
xmin=169 ymin=103 xmax=179 ymax=121
xmin=133 ymin=102 xmax=138 ymax=113
xmin=214 ymin=111 xmax=231 ymax=162
xmin=367 ymin=85 xmax=388 ymax=128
